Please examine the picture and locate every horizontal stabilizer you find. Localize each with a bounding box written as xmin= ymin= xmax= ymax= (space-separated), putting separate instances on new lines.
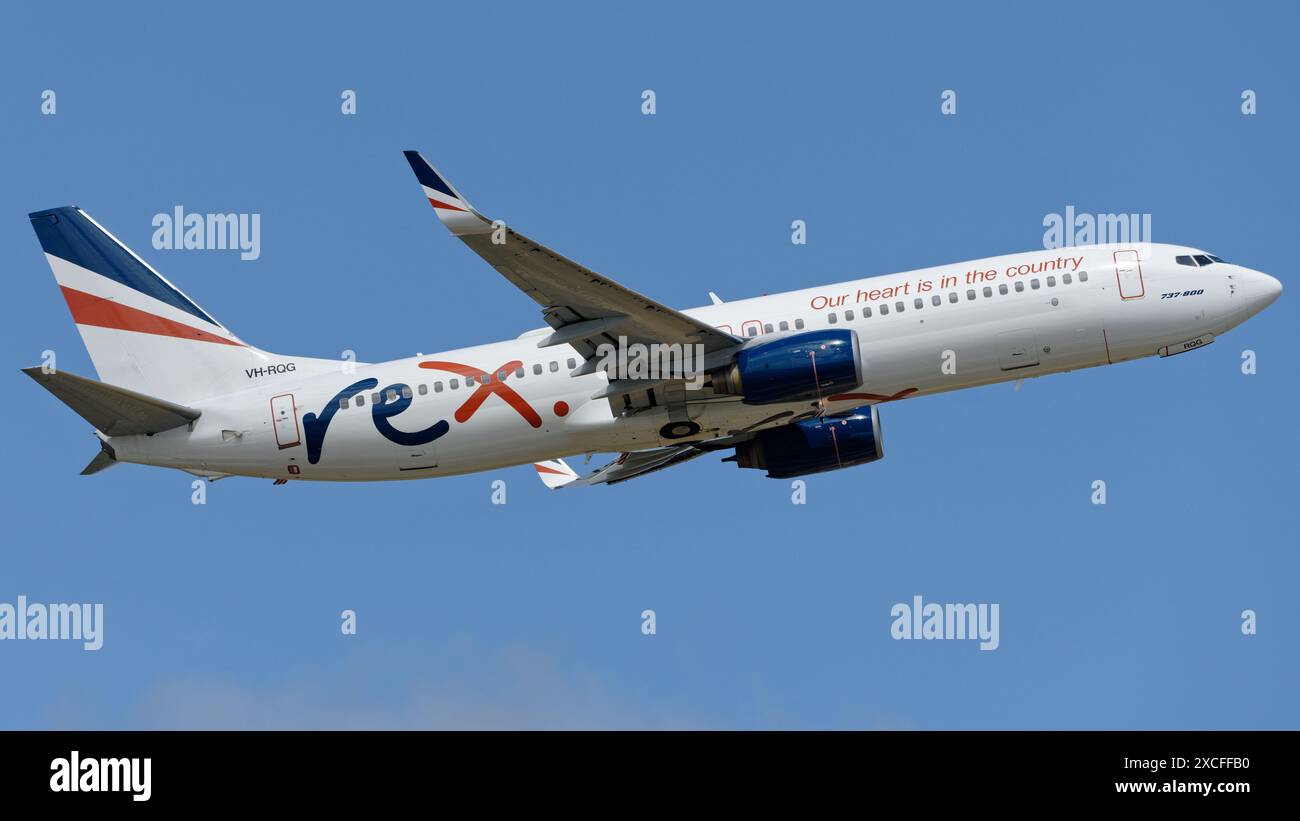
xmin=534 ymin=459 xmax=580 ymax=489
xmin=80 ymin=444 xmax=118 ymax=475
xmin=23 ymin=367 xmax=200 ymax=436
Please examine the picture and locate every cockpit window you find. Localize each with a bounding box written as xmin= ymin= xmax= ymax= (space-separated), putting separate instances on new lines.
xmin=1178 ymin=253 xmax=1227 ymax=267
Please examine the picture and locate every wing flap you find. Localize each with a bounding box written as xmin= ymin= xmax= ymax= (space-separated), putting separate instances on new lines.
xmin=541 ymin=445 xmax=707 ymax=488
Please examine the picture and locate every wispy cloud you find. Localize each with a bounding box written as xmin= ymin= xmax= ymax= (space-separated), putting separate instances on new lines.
xmin=133 ymin=645 xmax=704 ymax=730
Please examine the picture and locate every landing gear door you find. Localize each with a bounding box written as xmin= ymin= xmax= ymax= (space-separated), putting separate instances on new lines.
xmin=1114 ymin=249 xmax=1145 ymax=300
xmin=270 ymin=393 xmax=301 ymax=449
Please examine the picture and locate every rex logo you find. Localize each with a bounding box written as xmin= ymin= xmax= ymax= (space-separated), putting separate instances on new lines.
xmin=302 ymin=378 xmax=449 ymax=464
xmin=419 ymin=359 xmax=542 ymax=428
xmin=302 ymin=361 xmax=542 ymax=464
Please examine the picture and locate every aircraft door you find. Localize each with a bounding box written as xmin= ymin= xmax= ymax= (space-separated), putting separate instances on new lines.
xmin=270 ymin=393 xmax=301 ymax=449
xmin=1114 ymin=249 xmax=1145 ymax=300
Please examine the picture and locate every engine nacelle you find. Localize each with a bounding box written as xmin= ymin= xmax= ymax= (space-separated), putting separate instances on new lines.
xmin=710 ymin=329 xmax=863 ymax=405
xmin=730 ymin=406 xmax=884 ymax=478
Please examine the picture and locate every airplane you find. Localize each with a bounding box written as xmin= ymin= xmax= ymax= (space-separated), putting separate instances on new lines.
xmin=24 ymin=151 xmax=1283 ymax=488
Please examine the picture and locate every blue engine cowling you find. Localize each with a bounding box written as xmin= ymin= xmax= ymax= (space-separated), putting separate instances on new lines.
xmin=710 ymin=329 xmax=863 ymax=405
xmin=730 ymin=406 xmax=884 ymax=478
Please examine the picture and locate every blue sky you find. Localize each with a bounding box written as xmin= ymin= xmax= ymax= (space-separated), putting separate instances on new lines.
xmin=0 ymin=1 xmax=1295 ymax=728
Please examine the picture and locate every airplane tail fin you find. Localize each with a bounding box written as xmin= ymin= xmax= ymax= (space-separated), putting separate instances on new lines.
xmin=29 ymin=206 xmax=262 ymax=404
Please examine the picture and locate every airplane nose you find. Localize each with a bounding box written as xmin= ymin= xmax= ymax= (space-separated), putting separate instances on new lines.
xmin=1252 ymin=270 xmax=1283 ymax=308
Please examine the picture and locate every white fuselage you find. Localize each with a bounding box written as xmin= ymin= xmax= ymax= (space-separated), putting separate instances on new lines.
xmin=109 ymin=243 xmax=1281 ymax=481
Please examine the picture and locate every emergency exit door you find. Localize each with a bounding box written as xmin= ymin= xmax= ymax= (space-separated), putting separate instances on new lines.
xmin=270 ymin=393 xmax=301 ymax=449
xmin=1114 ymin=249 xmax=1145 ymax=300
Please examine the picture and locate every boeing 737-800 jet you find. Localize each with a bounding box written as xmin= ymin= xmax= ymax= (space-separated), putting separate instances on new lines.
xmin=24 ymin=152 xmax=1282 ymax=487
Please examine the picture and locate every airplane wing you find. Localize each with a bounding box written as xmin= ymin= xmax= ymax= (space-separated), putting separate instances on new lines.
xmin=534 ymin=446 xmax=709 ymax=489
xmin=402 ymin=152 xmax=741 ymax=381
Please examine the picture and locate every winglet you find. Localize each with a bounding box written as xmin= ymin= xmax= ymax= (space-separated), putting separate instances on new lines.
xmin=402 ymin=151 xmax=490 ymax=236
xmin=534 ymin=458 xmax=580 ymax=489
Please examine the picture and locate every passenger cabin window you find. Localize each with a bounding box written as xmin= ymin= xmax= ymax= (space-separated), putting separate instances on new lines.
xmin=982 ymin=286 xmax=992 ymax=298
xmin=450 ymin=379 xmax=459 ymax=389
xmin=862 ymin=306 xmax=872 ymax=317
xmin=1014 ymin=281 xmax=1024 ymax=292
xmin=913 ymin=298 xmax=923 ymax=309
xmin=355 ymin=394 xmax=365 ymax=406
xmin=1031 ymin=279 xmax=1041 ymax=289
xmin=895 ymin=301 xmax=905 ymax=313
xmin=1046 ymin=276 xmax=1056 ymax=287
xmin=746 ymin=325 xmax=759 ymax=336
xmin=795 ymin=318 xmax=805 ymax=330
xmin=549 ymin=362 xmax=558 ymax=372
xmin=533 ymin=363 xmax=543 ymax=375
xmin=779 ymin=320 xmax=789 ymax=331
xmin=400 ymin=386 xmax=412 ymax=399
xmin=845 ymin=310 xmax=854 ymax=321
xmin=1062 ymin=273 xmax=1072 ymax=284
xmin=946 ymin=293 xmax=956 ymax=304
xmin=338 ymin=397 xmax=348 ymax=410
xmin=434 ymin=382 xmax=444 ymax=393
xmin=1079 ymin=271 xmax=1089 ymax=282
xmin=764 ymin=323 xmax=774 ymax=334
xmin=880 ymin=303 xmax=890 ymax=315
xmin=417 ymin=384 xmax=427 ymax=396
xmin=967 ymin=289 xmax=976 ymax=300
xmin=999 ymin=284 xmax=1008 ymax=295
xmin=828 ymin=313 xmax=838 ymax=324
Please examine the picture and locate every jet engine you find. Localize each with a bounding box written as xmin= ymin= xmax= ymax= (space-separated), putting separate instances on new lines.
xmin=709 ymin=329 xmax=863 ymax=405
xmin=729 ymin=406 xmax=883 ymax=478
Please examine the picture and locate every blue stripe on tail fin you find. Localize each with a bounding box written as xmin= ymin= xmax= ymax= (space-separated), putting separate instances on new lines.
xmin=29 ymin=206 xmax=218 ymax=326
